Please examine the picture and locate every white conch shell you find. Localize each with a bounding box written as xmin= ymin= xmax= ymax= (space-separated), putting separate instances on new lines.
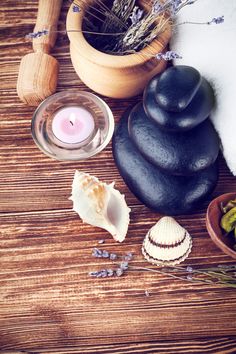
xmin=70 ymin=170 xmax=131 ymax=242
xmin=142 ymin=216 xmax=192 ymax=266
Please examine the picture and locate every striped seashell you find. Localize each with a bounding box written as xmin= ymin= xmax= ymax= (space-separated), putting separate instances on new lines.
xmin=142 ymin=216 xmax=192 ymax=266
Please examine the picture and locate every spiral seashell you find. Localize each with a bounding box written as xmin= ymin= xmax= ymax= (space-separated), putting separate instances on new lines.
xmin=70 ymin=170 xmax=131 ymax=242
xmin=142 ymin=216 xmax=192 ymax=266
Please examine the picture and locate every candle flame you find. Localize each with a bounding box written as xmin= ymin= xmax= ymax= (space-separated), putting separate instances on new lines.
xmin=69 ymin=112 xmax=76 ymax=126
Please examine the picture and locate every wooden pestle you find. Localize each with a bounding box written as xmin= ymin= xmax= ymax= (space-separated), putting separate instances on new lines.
xmin=17 ymin=0 xmax=62 ymax=106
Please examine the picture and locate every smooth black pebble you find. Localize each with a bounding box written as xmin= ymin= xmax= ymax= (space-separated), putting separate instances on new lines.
xmin=128 ymin=102 xmax=219 ymax=175
xmin=144 ymin=67 xmax=215 ymax=131
xmin=112 ymin=109 xmax=218 ymax=215
xmin=155 ymin=65 xmax=201 ymax=112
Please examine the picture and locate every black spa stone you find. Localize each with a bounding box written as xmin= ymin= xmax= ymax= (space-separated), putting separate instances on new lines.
xmin=128 ymin=102 xmax=219 ymax=175
xmin=155 ymin=66 xmax=201 ymax=112
xmin=144 ymin=66 xmax=215 ymax=132
xmin=112 ymin=109 xmax=218 ymax=215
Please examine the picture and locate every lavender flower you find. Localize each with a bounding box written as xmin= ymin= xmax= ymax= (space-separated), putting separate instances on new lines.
xmin=120 ymin=261 xmax=129 ymax=270
xmin=26 ymin=29 xmax=49 ymax=39
xmin=208 ymin=16 xmax=224 ymax=25
xmin=110 ymin=253 xmax=118 ymax=261
xmin=156 ymin=51 xmax=182 ymax=61
xmin=152 ymin=1 xmax=163 ymax=14
xmin=73 ymin=5 xmax=81 ymax=13
xmin=187 ymin=274 xmax=193 ymax=281
xmin=102 ymin=250 xmax=110 ymax=258
xmin=186 ymin=266 xmax=193 ymax=273
xmin=116 ymin=268 xmax=124 ymax=277
xmin=92 ymin=248 xmax=109 ymax=258
xmin=107 ymin=269 xmax=115 ymax=277
xmin=92 ymin=248 xmax=103 ymax=258
xmin=123 ymin=252 xmax=133 ymax=261
xmin=169 ymin=0 xmax=183 ymax=16
xmin=92 ymin=248 xmax=118 ymax=260
xmin=130 ymin=6 xmax=143 ymax=26
xmin=89 ymin=269 xmax=114 ymax=278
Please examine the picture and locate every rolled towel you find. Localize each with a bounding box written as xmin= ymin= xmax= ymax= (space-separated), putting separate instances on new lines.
xmin=171 ymin=0 xmax=236 ymax=175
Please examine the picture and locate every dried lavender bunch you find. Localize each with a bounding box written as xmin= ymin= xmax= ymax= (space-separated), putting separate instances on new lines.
xmin=74 ymin=0 xmax=224 ymax=54
xmin=26 ymin=0 xmax=224 ymax=57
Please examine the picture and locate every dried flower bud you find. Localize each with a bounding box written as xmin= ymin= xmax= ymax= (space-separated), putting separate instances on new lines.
xmin=92 ymin=248 xmax=103 ymax=258
xmin=89 ymin=269 xmax=114 ymax=278
xmin=120 ymin=261 xmax=129 ymax=270
xmin=26 ymin=29 xmax=49 ymax=39
xmin=116 ymin=268 xmax=124 ymax=277
xmin=110 ymin=253 xmax=118 ymax=260
xmin=208 ymin=16 xmax=224 ymax=25
xmin=73 ymin=5 xmax=81 ymax=13
xmin=156 ymin=51 xmax=182 ymax=61
xmin=102 ymin=250 xmax=110 ymax=258
xmin=152 ymin=1 xmax=163 ymax=15
xmin=186 ymin=266 xmax=193 ymax=273
xmin=130 ymin=6 xmax=143 ymax=26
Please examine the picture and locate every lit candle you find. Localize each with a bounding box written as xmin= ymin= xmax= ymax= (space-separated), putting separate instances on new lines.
xmin=52 ymin=106 xmax=95 ymax=144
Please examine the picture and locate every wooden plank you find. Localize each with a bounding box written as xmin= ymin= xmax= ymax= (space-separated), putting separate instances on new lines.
xmin=1 ymin=337 xmax=236 ymax=353
xmin=0 ymin=0 xmax=236 ymax=351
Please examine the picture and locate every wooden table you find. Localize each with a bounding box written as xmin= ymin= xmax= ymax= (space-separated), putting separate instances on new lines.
xmin=1 ymin=1 xmax=236 ymax=353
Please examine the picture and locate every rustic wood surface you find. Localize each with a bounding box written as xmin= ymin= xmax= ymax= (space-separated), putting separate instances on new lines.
xmin=0 ymin=1 xmax=236 ymax=352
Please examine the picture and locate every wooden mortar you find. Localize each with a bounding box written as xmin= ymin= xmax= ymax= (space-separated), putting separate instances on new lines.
xmin=66 ymin=1 xmax=171 ymax=99
xmin=17 ymin=0 xmax=62 ymax=106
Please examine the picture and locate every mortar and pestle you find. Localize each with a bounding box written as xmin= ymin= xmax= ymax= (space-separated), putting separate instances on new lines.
xmin=17 ymin=0 xmax=62 ymax=106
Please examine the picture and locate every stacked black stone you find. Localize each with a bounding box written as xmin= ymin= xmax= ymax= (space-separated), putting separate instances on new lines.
xmin=112 ymin=66 xmax=220 ymax=215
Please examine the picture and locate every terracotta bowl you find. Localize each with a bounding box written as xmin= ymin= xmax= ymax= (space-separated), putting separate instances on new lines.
xmin=206 ymin=192 xmax=236 ymax=259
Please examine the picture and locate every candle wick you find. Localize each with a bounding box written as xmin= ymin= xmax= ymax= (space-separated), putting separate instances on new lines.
xmin=69 ymin=120 xmax=74 ymax=126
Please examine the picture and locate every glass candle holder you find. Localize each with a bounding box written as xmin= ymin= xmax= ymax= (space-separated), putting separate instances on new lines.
xmin=31 ymin=91 xmax=114 ymax=161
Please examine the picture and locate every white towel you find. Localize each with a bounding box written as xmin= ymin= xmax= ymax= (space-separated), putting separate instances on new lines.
xmin=170 ymin=0 xmax=236 ymax=175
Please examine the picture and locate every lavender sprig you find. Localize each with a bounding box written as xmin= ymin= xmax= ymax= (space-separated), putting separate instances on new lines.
xmin=208 ymin=16 xmax=224 ymax=25
xmin=89 ymin=247 xmax=236 ymax=287
xmin=177 ymin=15 xmax=225 ymax=27
xmin=89 ymin=249 xmax=132 ymax=277
xmin=25 ymin=29 xmax=49 ymax=39
xmin=128 ymin=264 xmax=236 ymax=288
xmin=123 ymin=252 xmax=133 ymax=261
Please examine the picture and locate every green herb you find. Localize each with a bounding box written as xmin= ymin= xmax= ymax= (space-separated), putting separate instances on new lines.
xmin=220 ymin=199 xmax=236 ymax=250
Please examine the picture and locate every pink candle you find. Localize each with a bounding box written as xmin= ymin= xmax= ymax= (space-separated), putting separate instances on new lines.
xmin=52 ymin=106 xmax=95 ymax=144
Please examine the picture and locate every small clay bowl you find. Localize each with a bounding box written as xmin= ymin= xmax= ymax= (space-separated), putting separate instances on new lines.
xmin=206 ymin=192 xmax=236 ymax=259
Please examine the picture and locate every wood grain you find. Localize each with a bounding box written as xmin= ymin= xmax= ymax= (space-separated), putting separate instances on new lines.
xmin=0 ymin=1 xmax=236 ymax=352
